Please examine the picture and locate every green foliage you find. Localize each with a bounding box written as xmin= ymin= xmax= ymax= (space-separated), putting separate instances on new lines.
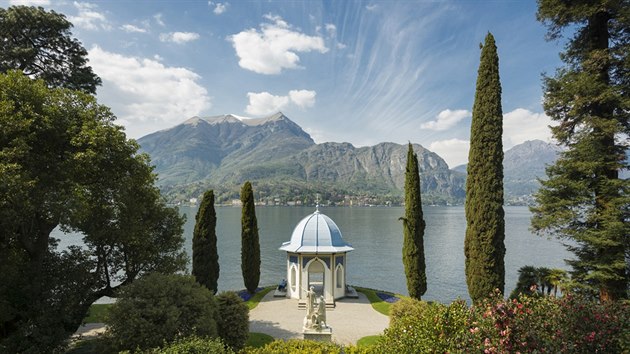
xmin=245 ymin=332 xmax=274 ymax=349
xmin=356 ymin=335 xmax=381 ymax=347
xmin=192 ymin=190 xmax=220 ymax=293
xmin=532 ymin=0 xmax=630 ymax=301
xmin=400 ymin=143 xmax=427 ymax=300
xmin=146 ymin=336 xmax=233 ymax=354
xmin=244 ymin=339 xmax=344 ymax=354
xmin=0 ymin=71 xmax=186 ymax=353
xmin=510 ymin=265 xmax=569 ymax=298
xmin=0 ymin=6 xmax=101 ymax=93
xmin=376 ymin=291 xmax=629 ymax=353
xmin=465 ymin=32 xmax=506 ymax=303
xmin=216 ymin=291 xmax=249 ymax=351
xmin=240 ymin=181 xmax=261 ymax=293
xmin=375 ymin=299 xmax=469 ymax=353
xmin=105 ymin=273 xmax=218 ymax=352
xmin=84 ymin=304 xmax=112 ymax=323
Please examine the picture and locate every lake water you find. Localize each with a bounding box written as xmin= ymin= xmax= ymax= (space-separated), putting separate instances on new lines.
xmin=54 ymin=205 xmax=571 ymax=303
xmin=182 ymin=205 xmax=570 ymax=303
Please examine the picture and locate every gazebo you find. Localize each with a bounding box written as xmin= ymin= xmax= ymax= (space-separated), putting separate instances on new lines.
xmin=279 ymin=207 xmax=354 ymax=307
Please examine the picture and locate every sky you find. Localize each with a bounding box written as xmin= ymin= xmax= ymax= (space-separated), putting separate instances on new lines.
xmin=3 ymin=0 xmax=566 ymax=168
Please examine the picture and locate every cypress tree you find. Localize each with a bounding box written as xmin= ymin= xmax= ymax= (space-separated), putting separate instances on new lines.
xmin=192 ymin=190 xmax=220 ymax=293
xmin=240 ymin=181 xmax=260 ymax=294
xmin=531 ymin=0 xmax=629 ymax=301
xmin=464 ymin=32 xmax=506 ymax=303
xmin=400 ymin=143 xmax=427 ymax=299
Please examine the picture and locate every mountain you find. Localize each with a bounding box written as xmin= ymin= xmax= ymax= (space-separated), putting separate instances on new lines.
xmin=452 ymin=140 xmax=563 ymax=202
xmin=138 ymin=113 xmax=465 ymax=205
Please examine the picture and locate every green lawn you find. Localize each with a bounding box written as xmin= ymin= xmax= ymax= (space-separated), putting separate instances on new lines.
xmin=245 ymin=286 xmax=274 ymax=310
xmin=245 ymin=332 xmax=274 ymax=348
xmin=84 ymin=303 xmax=112 ymax=323
xmin=354 ymin=286 xmax=405 ymax=316
xmin=357 ymin=335 xmax=381 ymax=347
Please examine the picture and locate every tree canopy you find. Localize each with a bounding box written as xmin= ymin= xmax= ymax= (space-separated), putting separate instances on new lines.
xmin=532 ymin=0 xmax=629 ymax=301
xmin=0 ymin=71 xmax=186 ymax=352
xmin=401 ymin=143 xmax=427 ymax=300
xmin=0 ymin=5 xmax=101 ymax=94
xmin=192 ymin=190 xmax=220 ymax=294
xmin=464 ymin=33 xmax=506 ymax=303
xmin=240 ymin=181 xmax=260 ymax=294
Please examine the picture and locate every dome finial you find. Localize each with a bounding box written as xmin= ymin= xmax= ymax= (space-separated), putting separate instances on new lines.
xmin=315 ymin=193 xmax=321 ymax=213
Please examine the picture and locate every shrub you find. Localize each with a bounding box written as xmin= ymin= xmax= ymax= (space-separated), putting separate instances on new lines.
xmin=216 ymin=291 xmax=249 ymax=351
xmin=245 ymin=339 xmax=344 ymax=354
xmin=374 ymin=299 xmax=469 ymax=353
xmin=148 ymin=336 xmax=233 ymax=354
xmin=106 ymin=273 xmax=218 ymax=352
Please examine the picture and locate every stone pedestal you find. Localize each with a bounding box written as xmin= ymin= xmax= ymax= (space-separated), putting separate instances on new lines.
xmin=303 ymin=327 xmax=332 ymax=342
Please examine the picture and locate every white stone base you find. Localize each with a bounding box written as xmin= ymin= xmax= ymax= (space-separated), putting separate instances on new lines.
xmin=303 ymin=326 xmax=333 ymax=342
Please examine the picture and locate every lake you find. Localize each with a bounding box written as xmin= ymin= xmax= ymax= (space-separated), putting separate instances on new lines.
xmin=181 ymin=205 xmax=570 ymax=303
xmin=54 ymin=205 xmax=570 ymax=303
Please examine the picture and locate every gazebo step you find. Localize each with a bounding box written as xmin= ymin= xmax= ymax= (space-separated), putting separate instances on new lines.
xmin=298 ymin=300 xmax=335 ymax=310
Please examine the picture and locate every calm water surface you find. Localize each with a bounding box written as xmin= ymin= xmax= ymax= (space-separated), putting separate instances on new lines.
xmin=55 ymin=206 xmax=570 ymax=303
xmin=181 ymin=205 xmax=570 ymax=303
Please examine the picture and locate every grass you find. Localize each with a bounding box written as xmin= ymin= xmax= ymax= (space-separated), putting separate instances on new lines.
xmin=354 ymin=286 xmax=405 ymax=316
xmin=245 ymin=332 xmax=274 ymax=348
xmin=357 ymin=335 xmax=381 ymax=347
xmin=245 ymin=286 xmax=274 ymax=310
xmin=84 ymin=304 xmax=112 ymax=323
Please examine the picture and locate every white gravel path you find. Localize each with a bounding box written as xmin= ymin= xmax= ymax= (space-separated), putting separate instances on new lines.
xmin=248 ymin=291 xmax=389 ymax=345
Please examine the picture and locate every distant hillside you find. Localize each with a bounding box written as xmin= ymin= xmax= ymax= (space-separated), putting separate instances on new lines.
xmin=138 ymin=113 xmax=465 ymax=205
xmin=449 ymin=140 xmax=563 ymax=202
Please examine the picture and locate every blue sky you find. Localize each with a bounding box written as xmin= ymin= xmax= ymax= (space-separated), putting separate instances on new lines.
xmin=4 ymin=0 xmax=564 ymax=167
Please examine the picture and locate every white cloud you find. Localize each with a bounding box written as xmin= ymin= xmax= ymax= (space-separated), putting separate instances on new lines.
xmin=120 ymin=24 xmax=147 ymax=33
xmin=325 ymin=23 xmax=337 ymax=37
xmin=503 ymin=108 xmax=554 ymax=149
xmin=153 ymin=13 xmax=165 ymax=27
xmin=69 ymin=2 xmax=110 ymax=31
xmin=429 ymin=139 xmax=470 ymax=168
xmin=8 ymin=0 xmax=50 ymax=5
xmin=229 ymin=14 xmax=328 ymax=74
xmin=420 ymin=109 xmax=470 ymax=131
xmin=246 ymin=89 xmax=317 ymax=115
xmin=88 ymin=46 xmax=211 ymax=138
xmin=209 ymin=1 xmax=228 ymax=15
xmin=288 ymin=90 xmax=316 ymax=108
xmin=246 ymin=92 xmax=290 ymax=116
xmin=159 ymin=32 xmax=200 ymax=44
xmin=366 ymin=4 xmax=378 ymax=11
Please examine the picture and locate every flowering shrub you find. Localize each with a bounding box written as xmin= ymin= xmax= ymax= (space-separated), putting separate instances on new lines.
xmin=375 ymin=290 xmax=629 ymax=353
xmin=376 ymin=292 xmax=400 ymax=303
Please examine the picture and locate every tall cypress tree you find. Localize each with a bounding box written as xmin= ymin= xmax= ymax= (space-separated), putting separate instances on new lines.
xmin=464 ymin=32 xmax=506 ymax=303
xmin=192 ymin=190 xmax=220 ymax=293
xmin=531 ymin=0 xmax=629 ymax=301
xmin=240 ymin=181 xmax=260 ymax=294
xmin=400 ymin=143 xmax=427 ymax=299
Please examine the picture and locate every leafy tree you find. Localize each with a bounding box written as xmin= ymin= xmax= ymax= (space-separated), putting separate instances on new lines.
xmin=193 ymin=190 xmax=220 ymax=293
xmin=106 ymin=273 xmax=218 ymax=352
xmin=400 ymin=143 xmax=427 ymax=300
xmin=464 ymin=32 xmax=506 ymax=303
xmin=240 ymin=181 xmax=261 ymax=294
xmin=215 ymin=291 xmax=249 ymax=351
xmin=531 ymin=0 xmax=630 ymax=301
xmin=0 ymin=71 xmax=186 ymax=352
xmin=510 ymin=265 xmax=540 ymax=299
xmin=0 ymin=6 xmax=101 ymax=94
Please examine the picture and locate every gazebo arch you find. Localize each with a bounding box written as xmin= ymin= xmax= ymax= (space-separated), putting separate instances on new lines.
xmin=279 ymin=208 xmax=354 ymax=307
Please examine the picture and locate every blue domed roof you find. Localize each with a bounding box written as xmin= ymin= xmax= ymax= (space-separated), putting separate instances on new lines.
xmin=279 ymin=209 xmax=354 ymax=253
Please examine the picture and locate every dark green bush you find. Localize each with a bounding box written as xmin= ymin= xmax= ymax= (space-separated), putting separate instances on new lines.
xmin=148 ymin=336 xmax=233 ymax=353
xmin=106 ymin=273 xmax=218 ymax=352
xmin=216 ymin=291 xmax=249 ymax=350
